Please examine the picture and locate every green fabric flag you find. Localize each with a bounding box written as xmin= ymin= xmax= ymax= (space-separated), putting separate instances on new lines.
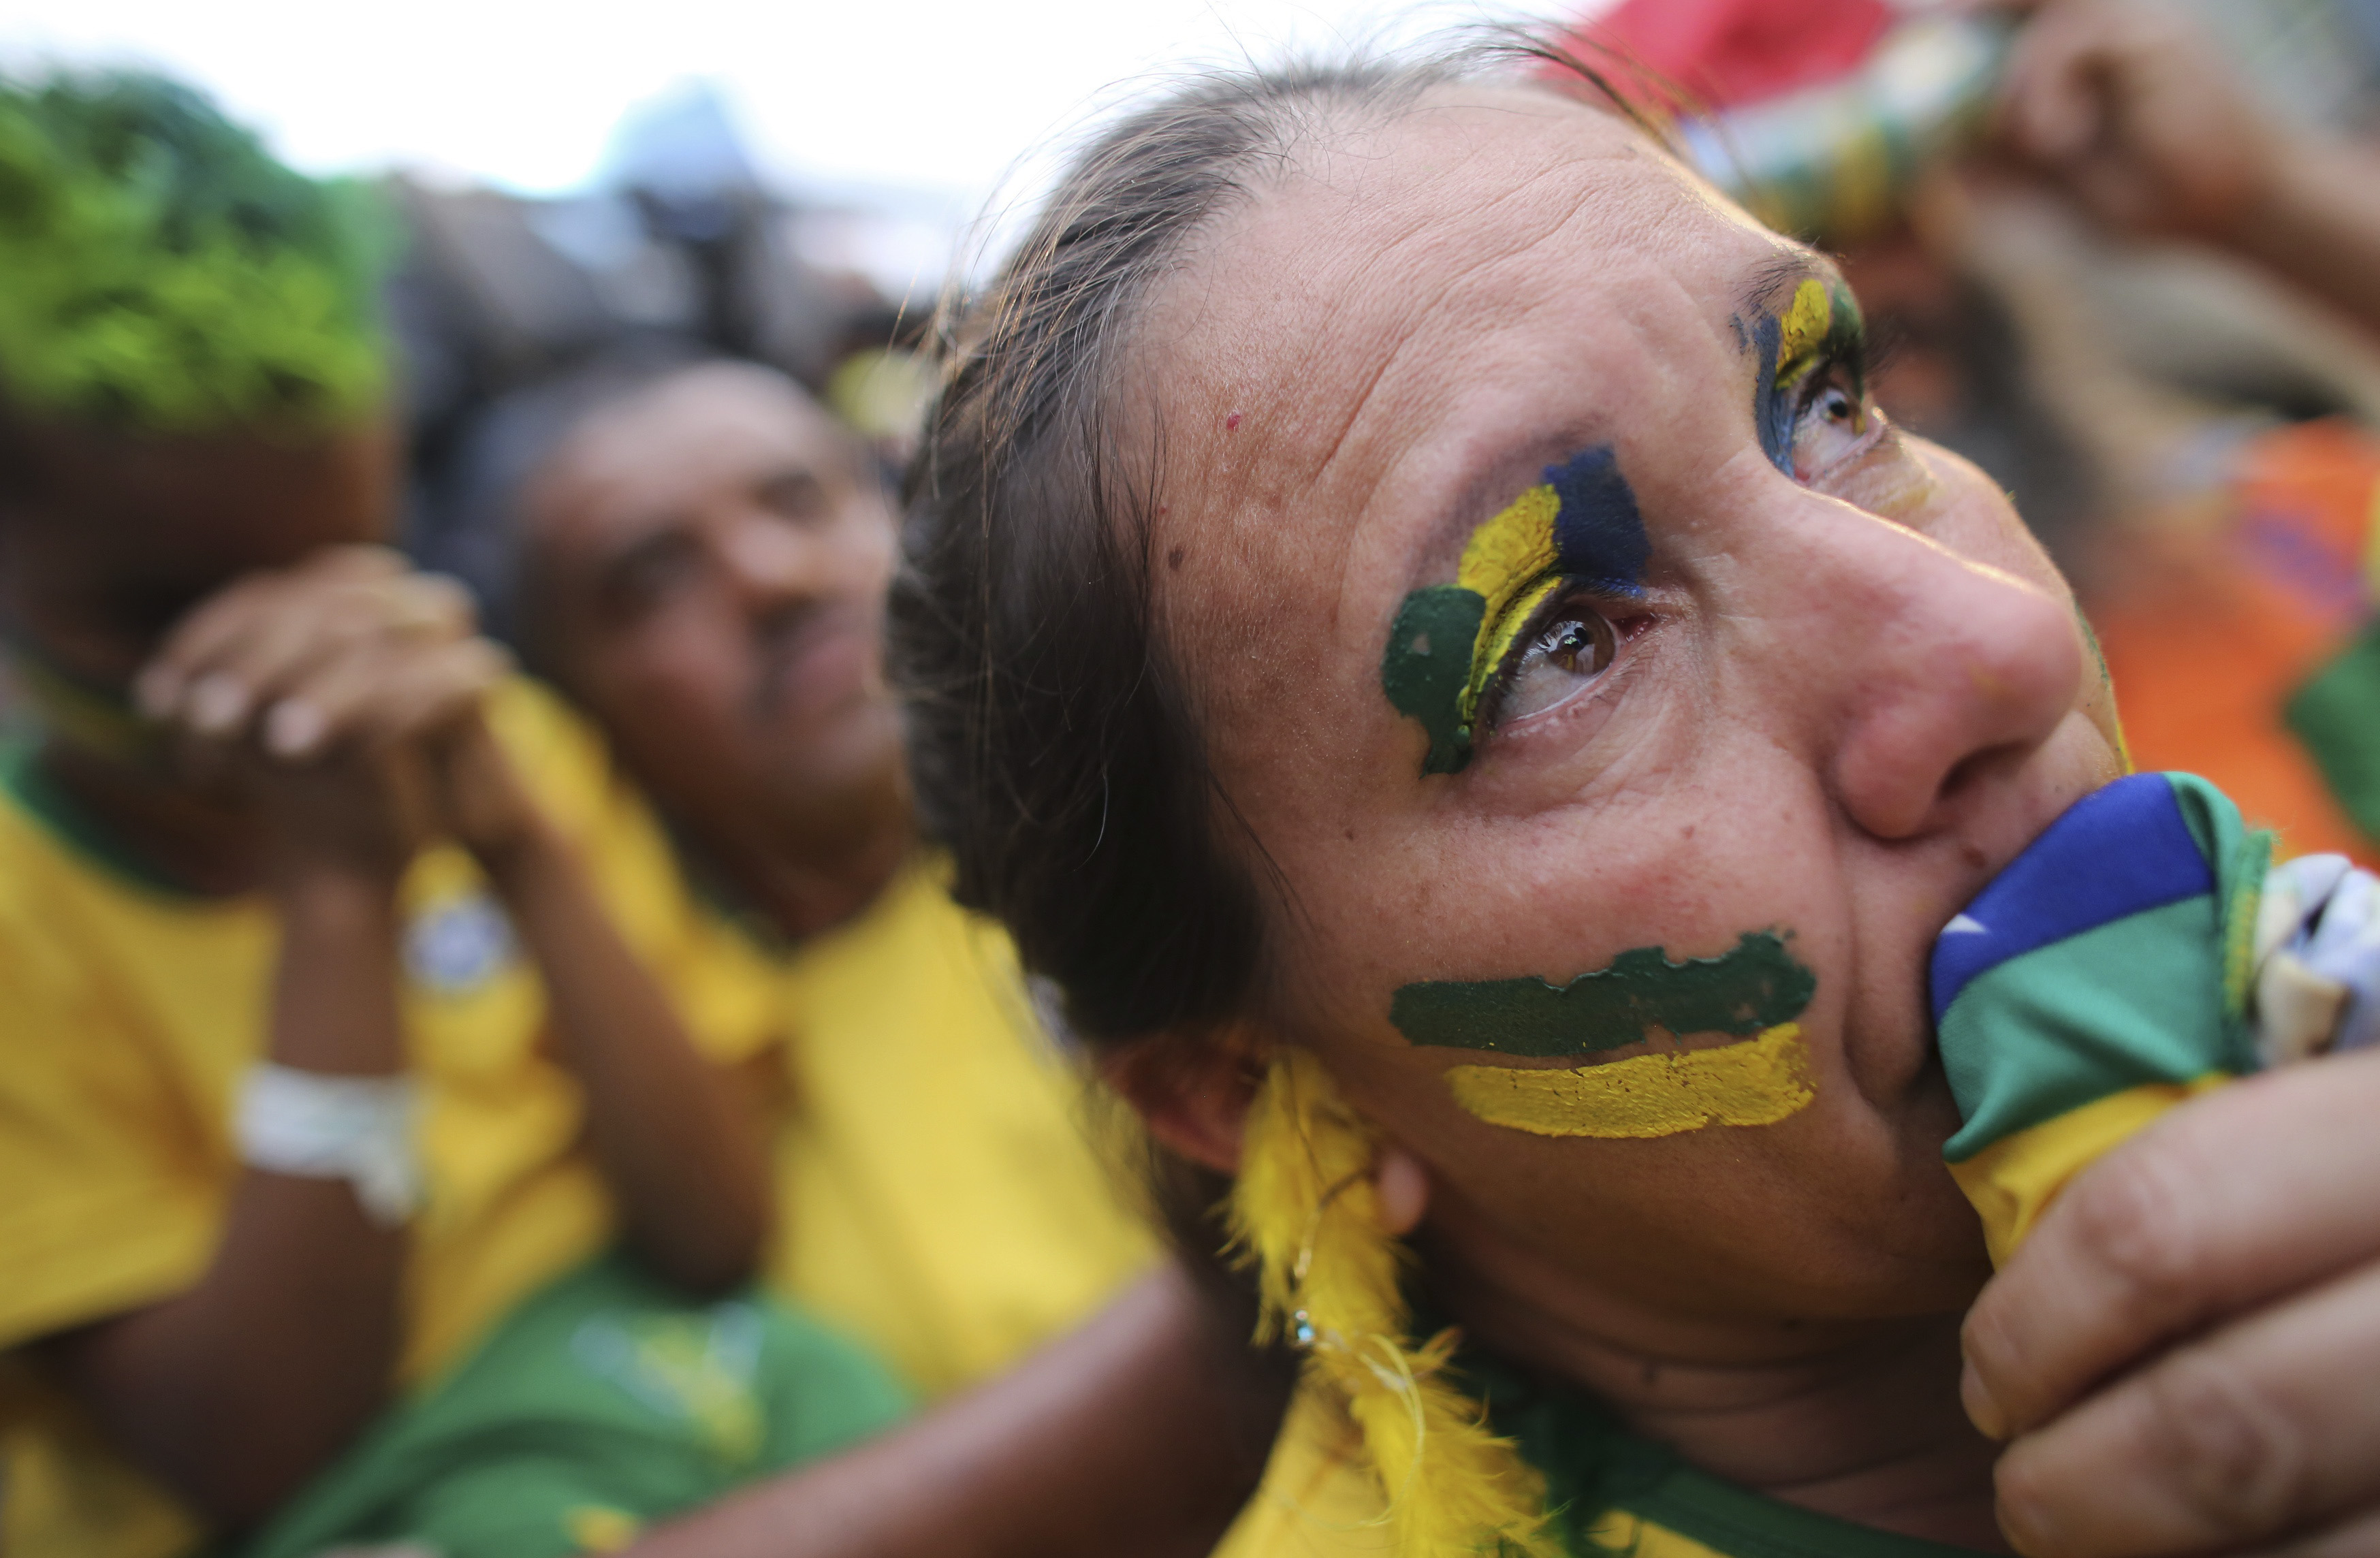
xmin=2289 ymin=619 xmax=2380 ymax=850
xmin=239 ymin=1254 xmax=911 ymax=1558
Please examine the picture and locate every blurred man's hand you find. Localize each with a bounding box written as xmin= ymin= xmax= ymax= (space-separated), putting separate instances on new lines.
xmin=135 ymin=545 xmax=515 ymax=880
xmin=1993 ymin=0 xmax=2287 ymax=242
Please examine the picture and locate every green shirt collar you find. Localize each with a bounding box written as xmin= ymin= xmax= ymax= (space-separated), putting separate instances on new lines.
xmin=1458 ymin=1347 xmax=1994 ymax=1558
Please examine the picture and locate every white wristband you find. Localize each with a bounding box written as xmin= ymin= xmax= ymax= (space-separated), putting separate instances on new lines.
xmin=235 ymin=1064 xmax=424 ymax=1227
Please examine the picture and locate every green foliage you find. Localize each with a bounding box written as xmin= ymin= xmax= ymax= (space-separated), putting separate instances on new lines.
xmin=0 ymin=69 xmax=388 ymax=431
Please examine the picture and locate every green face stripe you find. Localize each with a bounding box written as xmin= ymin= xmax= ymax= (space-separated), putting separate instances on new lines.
xmin=1380 ymin=585 xmax=1487 ymax=776
xmin=1390 ymin=931 xmax=1815 ymax=1057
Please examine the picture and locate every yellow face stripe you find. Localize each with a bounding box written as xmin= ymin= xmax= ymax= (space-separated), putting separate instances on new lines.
xmin=1443 ymin=1022 xmax=1815 ymax=1139
xmin=1775 ymin=277 xmax=1832 ymax=385
xmin=1460 ymin=575 xmax=1561 ymax=727
xmin=1451 ymin=482 xmax=1559 ymax=724
xmin=1457 ymin=481 xmax=1559 ymax=625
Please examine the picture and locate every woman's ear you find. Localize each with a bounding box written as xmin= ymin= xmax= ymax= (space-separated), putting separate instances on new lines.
xmin=1373 ymin=1143 xmax=1430 ymax=1236
xmin=1101 ymin=1026 xmax=1265 ymax=1175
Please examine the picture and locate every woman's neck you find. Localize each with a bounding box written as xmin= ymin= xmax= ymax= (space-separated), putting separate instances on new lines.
xmin=1433 ymin=1233 xmax=2010 ymax=1553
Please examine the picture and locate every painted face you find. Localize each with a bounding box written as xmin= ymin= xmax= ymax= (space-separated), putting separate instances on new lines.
xmin=1137 ymin=87 xmax=2125 ymax=1351
xmin=1380 ymin=444 xmax=1649 ymax=776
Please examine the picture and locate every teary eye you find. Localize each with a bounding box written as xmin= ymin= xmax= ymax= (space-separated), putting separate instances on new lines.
xmin=1489 ymin=595 xmax=1619 ymax=726
xmin=1789 ymin=361 xmax=1870 ymax=484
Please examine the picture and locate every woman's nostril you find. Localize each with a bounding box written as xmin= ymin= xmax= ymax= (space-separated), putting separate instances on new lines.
xmin=1930 ymin=741 xmax=2041 ymax=838
xmin=1939 ymin=749 xmax=1994 ymax=808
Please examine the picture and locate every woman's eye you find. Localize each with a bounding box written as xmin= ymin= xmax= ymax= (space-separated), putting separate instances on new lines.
xmin=1492 ymin=601 xmax=1619 ymax=725
xmin=1789 ymin=362 xmax=1870 ymax=483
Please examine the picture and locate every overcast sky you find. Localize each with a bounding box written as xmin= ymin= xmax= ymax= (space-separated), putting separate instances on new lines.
xmin=0 ymin=0 xmax=1589 ymax=202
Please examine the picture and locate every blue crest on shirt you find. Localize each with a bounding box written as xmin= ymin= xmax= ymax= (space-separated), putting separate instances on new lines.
xmin=403 ymin=889 xmax=520 ymax=995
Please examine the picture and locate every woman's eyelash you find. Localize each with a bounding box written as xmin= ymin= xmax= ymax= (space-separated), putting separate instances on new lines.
xmin=1793 ymin=334 xmax=1868 ymax=408
xmin=1476 ymin=579 xmax=1602 ymax=727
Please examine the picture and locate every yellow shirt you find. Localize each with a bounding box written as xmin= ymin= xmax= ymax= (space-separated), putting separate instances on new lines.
xmin=0 ymin=679 xmax=777 ymax=1558
xmin=760 ymin=859 xmax=1155 ymax=1398
xmin=1217 ymin=1393 xmax=1736 ymax=1558
xmin=1221 ymin=1385 xmax=1988 ymax=1558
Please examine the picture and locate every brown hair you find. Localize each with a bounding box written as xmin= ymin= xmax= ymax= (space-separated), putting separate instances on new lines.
xmin=891 ymin=42 xmax=1647 ymax=1052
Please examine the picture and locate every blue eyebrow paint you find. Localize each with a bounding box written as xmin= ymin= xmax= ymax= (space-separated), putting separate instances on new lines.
xmin=1544 ymin=444 xmax=1649 ymax=595
xmin=1753 ymin=313 xmax=1792 ymax=474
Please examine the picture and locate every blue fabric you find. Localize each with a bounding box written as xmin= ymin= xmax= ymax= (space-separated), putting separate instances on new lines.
xmin=1930 ymin=774 xmax=2213 ymax=1028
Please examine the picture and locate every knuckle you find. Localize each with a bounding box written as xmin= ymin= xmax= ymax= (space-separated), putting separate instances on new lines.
xmin=1991 ymin=1448 xmax=2065 ymax=1558
xmin=415 ymin=573 xmax=474 ymax=617
xmin=332 ymin=543 xmax=402 ymax=575
xmin=2062 ymin=1140 xmax=2208 ymax=1321
xmin=2143 ymin=1352 xmax=2312 ymax=1540
xmin=1962 ymin=1293 xmax=2022 ymax=1403
xmin=462 ymin=637 xmax=512 ymax=675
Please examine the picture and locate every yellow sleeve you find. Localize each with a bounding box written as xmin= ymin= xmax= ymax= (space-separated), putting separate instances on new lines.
xmin=1213 ymin=1386 xmax=1395 ymax=1557
xmin=481 ymin=678 xmax=782 ymax=1066
xmin=0 ymin=897 xmax=221 ymax=1348
xmin=766 ymin=863 xmax=1154 ymax=1394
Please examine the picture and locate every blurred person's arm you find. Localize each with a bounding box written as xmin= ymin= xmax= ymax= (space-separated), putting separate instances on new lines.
xmin=48 ymin=547 xmax=769 ymax=1526
xmin=46 ymin=870 xmax=412 ymax=1528
xmin=628 ymin=1261 xmax=1295 ymax=1558
xmin=1996 ymin=0 xmax=2380 ymax=336
xmin=433 ymin=708 xmax=772 ymax=1297
xmin=46 ymin=551 xmax=488 ymax=1526
xmin=262 ymin=549 xmax=772 ymax=1296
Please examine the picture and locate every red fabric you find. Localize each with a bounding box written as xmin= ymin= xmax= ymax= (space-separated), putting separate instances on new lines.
xmin=1580 ymin=0 xmax=1894 ymax=112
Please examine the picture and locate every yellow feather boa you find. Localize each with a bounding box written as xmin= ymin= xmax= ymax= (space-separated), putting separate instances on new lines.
xmin=1228 ymin=1049 xmax=1561 ymax=1557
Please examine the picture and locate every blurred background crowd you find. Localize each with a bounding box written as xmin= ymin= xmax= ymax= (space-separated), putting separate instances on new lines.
xmin=7 ymin=0 xmax=2380 ymax=1555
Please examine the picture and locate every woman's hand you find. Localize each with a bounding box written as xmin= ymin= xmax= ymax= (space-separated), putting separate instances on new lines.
xmin=1990 ymin=0 xmax=2289 ymax=244
xmin=135 ymin=544 xmax=513 ymax=879
xmin=1961 ymin=1047 xmax=2380 ymax=1556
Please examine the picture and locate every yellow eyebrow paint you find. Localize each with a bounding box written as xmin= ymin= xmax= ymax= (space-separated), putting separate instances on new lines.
xmin=1452 ymin=486 xmax=1564 ymax=731
xmin=1443 ymin=1022 xmax=1815 ymax=1139
xmin=1775 ymin=277 xmax=1834 ymax=385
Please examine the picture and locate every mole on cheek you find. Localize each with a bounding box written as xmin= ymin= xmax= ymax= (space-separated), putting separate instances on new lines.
xmin=1389 ymin=932 xmax=1823 ymax=1139
xmin=1378 ymin=444 xmax=1649 ymax=776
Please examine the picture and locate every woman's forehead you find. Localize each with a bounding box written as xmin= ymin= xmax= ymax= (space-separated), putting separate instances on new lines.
xmin=1141 ymin=86 xmax=1790 ymax=603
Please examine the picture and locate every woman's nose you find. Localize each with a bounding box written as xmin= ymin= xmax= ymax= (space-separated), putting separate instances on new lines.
xmin=1787 ymin=509 xmax=2086 ymax=842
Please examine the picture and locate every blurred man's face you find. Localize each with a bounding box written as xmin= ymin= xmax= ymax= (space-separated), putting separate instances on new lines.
xmin=526 ymin=364 xmax=904 ymax=850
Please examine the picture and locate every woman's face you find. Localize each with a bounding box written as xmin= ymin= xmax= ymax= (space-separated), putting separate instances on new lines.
xmin=1139 ymin=89 xmax=2124 ymax=1347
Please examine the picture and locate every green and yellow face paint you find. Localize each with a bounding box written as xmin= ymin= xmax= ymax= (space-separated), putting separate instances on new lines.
xmin=1754 ymin=276 xmax=1867 ymax=477
xmin=1393 ymin=932 xmax=1822 ymax=1140
xmin=1379 ymin=444 xmax=1648 ymax=776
